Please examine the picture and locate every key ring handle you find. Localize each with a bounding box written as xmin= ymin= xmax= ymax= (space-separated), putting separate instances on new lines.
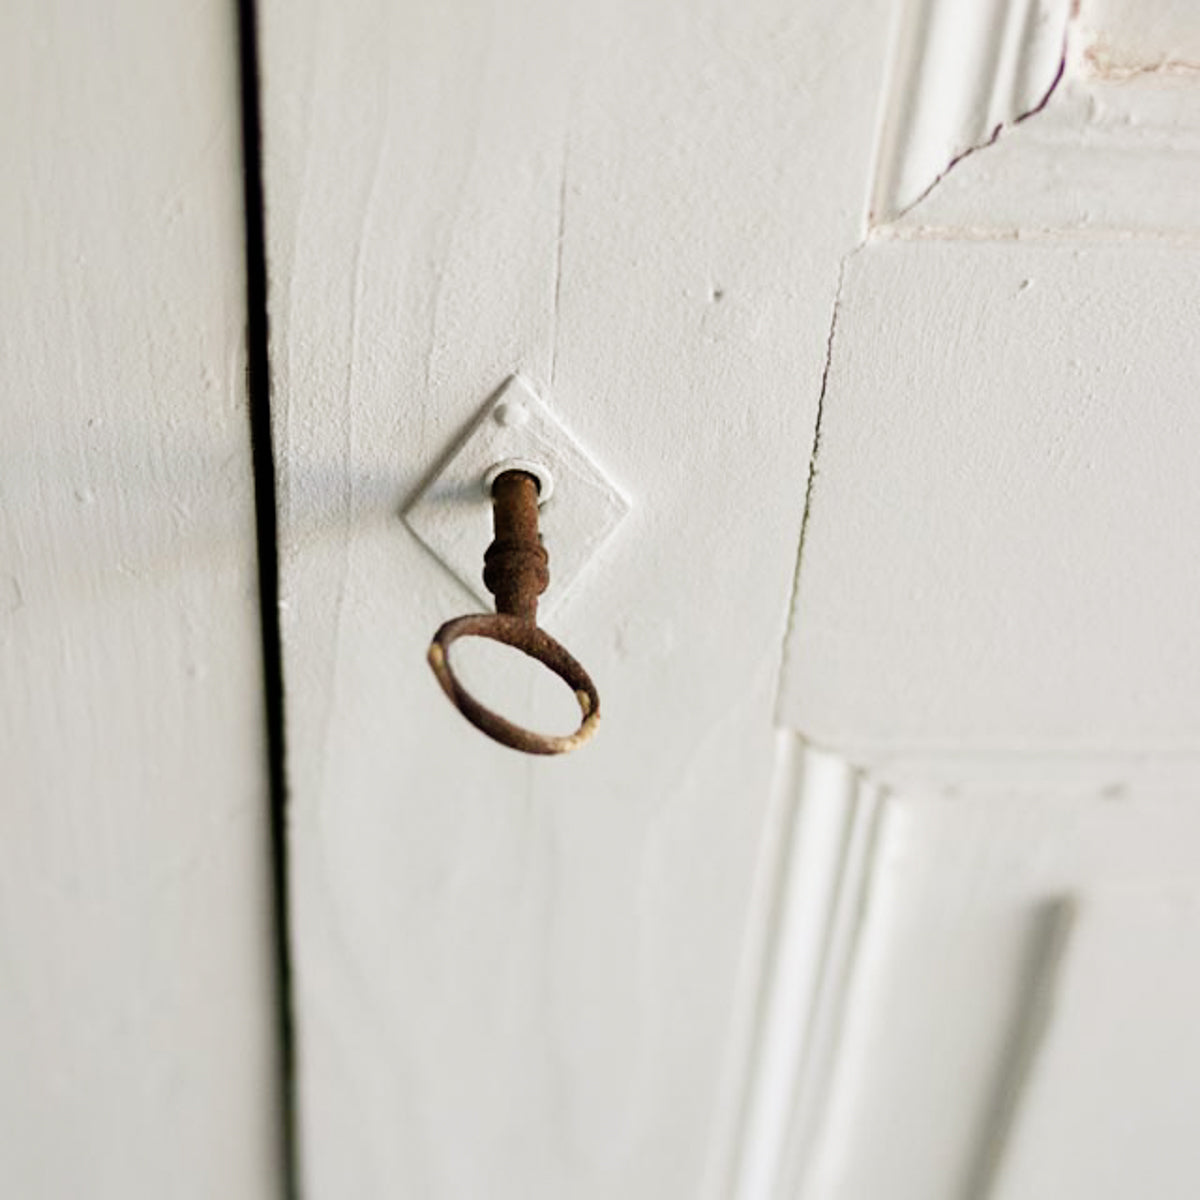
xmin=428 ymin=613 xmax=600 ymax=755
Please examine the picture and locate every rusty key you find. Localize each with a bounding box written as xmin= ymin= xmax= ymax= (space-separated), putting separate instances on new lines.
xmin=427 ymin=469 xmax=600 ymax=754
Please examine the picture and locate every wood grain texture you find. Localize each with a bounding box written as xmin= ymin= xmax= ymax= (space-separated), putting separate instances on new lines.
xmin=780 ymin=238 xmax=1200 ymax=753
xmin=257 ymin=0 xmax=891 ymax=1194
xmin=0 ymin=2 xmax=277 ymax=1195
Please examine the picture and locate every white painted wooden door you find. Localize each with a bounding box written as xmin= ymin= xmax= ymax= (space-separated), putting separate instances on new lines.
xmin=258 ymin=0 xmax=1200 ymax=1195
xmin=10 ymin=0 xmax=1192 ymax=1196
xmin=730 ymin=1 xmax=1200 ymax=1195
xmin=257 ymin=0 xmax=893 ymax=1194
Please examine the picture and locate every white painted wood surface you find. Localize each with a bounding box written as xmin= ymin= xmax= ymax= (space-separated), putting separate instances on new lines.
xmin=779 ymin=237 xmax=1200 ymax=753
xmin=991 ymin=886 xmax=1200 ymax=1200
xmin=871 ymin=0 xmax=1072 ymax=222
xmin=257 ymin=0 xmax=893 ymax=1194
xmin=732 ymin=3 xmax=1200 ymax=1195
xmin=261 ymin=0 xmax=1200 ymax=1192
xmin=722 ymin=744 xmax=1200 ymax=1200
xmin=880 ymin=0 xmax=1200 ymax=237
xmin=0 ymin=3 xmax=278 ymax=1196
xmin=817 ymin=761 xmax=1200 ymax=1200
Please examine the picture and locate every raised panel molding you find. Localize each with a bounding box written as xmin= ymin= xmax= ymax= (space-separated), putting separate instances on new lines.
xmin=871 ymin=0 xmax=1071 ymax=223
xmin=713 ymin=738 xmax=1200 ymax=1200
xmin=872 ymin=0 xmax=1200 ymax=236
xmin=709 ymin=742 xmax=882 ymax=1199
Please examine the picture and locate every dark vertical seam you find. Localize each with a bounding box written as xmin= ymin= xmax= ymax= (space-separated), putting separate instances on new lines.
xmin=235 ymin=0 xmax=298 ymax=1195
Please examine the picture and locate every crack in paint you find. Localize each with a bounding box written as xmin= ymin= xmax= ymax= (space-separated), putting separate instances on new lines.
xmin=549 ymin=137 xmax=569 ymax=389
xmin=881 ymin=7 xmax=1073 ymax=230
xmin=888 ymin=44 xmax=1068 ymax=226
xmin=773 ymin=248 xmax=856 ymax=717
xmin=803 ymin=259 xmax=849 ymax=531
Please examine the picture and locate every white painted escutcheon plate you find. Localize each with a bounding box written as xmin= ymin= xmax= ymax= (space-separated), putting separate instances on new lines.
xmin=403 ymin=376 xmax=630 ymax=615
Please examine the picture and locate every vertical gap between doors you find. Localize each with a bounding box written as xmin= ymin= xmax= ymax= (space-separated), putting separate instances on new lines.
xmin=235 ymin=0 xmax=299 ymax=1195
